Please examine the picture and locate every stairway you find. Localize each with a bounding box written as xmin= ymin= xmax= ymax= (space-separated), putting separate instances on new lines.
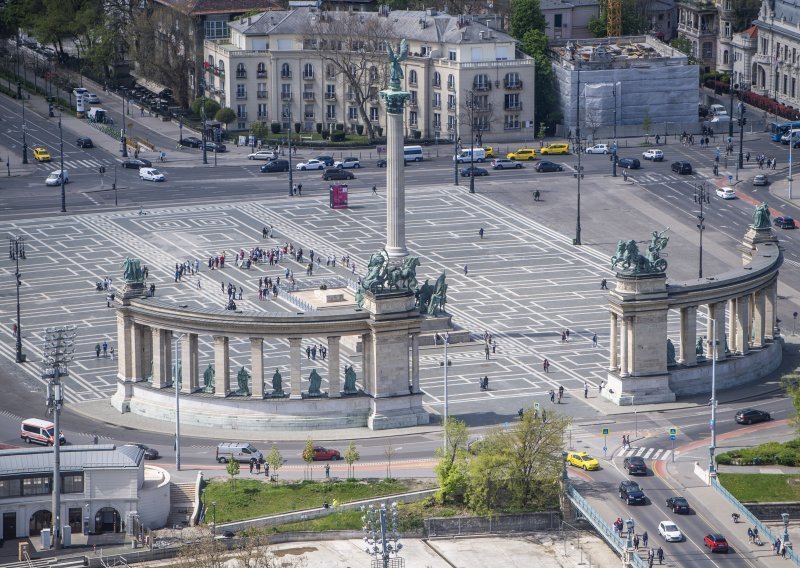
xmin=167 ymin=482 xmax=197 ymax=528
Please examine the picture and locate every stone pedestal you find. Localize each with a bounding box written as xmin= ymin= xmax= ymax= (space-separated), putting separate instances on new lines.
xmin=741 ymin=226 xmax=778 ymax=264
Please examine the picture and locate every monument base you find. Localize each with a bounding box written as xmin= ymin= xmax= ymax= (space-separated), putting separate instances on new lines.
xmin=368 ymin=393 xmax=429 ymax=430
xmin=111 ymin=380 xmax=134 ymax=413
xmin=741 ymin=226 xmax=778 ymax=264
xmin=603 ymin=373 xmax=676 ymax=405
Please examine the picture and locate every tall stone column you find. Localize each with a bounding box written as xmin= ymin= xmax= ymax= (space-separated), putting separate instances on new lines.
xmin=619 ymin=317 xmax=629 ymax=377
xmin=131 ymin=323 xmax=145 ymax=381
xmin=411 ymin=333 xmax=420 ymax=394
xmin=117 ymin=313 xmax=133 ymax=381
xmin=380 ymin=70 xmax=411 ymax=260
xmin=181 ymin=333 xmax=199 ymax=393
xmin=362 ymin=332 xmax=375 ymax=395
xmin=213 ymin=335 xmax=230 ymax=397
xmin=728 ymin=298 xmax=739 ymax=353
xmin=250 ymin=338 xmax=264 ymax=398
xmin=736 ymin=295 xmax=751 ymax=355
xmin=327 ymin=336 xmax=341 ymax=398
xmin=765 ymin=281 xmax=777 ymax=339
xmin=753 ymin=289 xmax=766 ymax=348
xmin=289 ymin=337 xmax=302 ymax=399
xmin=679 ymin=306 xmax=698 ymax=366
xmin=141 ymin=325 xmax=153 ymax=381
xmin=608 ymin=313 xmax=618 ymax=371
xmin=164 ymin=330 xmax=173 ymax=385
xmin=708 ymin=302 xmax=726 ymax=361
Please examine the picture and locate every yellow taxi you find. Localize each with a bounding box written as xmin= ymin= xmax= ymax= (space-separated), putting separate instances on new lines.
xmin=541 ymin=143 xmax=570 ymax=155
xmin=484 ymin=146 xmax=495 ymax=158
xmin=506 ymin=148 xmax=537 ymax=161
xmin=33 ymin=147 xmax=51 ymax=162
xmin=567 ymin=451 xmax=600 ymax=471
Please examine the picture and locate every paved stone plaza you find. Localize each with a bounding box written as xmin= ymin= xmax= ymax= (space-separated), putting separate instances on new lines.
xmin=0 ymin=185 xmax=624 ymax=421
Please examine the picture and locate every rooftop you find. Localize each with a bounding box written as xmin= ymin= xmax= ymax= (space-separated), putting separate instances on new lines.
xmin=540 ymin=0 xmax=600 ymax=9
xmin=154 ymin=0 xmax=280 ymax=17
xmin=549 ymin=36 xmax=690 ymax=68
xmin=0 ymin=445 xmax=143 ymax=476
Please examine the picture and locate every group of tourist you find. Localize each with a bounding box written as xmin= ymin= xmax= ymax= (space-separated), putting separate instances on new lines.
xmin=612 ymin=519 xmax=664 ymax=565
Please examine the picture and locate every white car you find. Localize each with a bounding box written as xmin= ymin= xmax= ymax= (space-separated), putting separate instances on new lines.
xmin=85 ymin=93 xmax=101 ymax=103
xmin=586 ymin=144 xmax=609 ymax=154
xmin=295 ymin=159 xmax=325 ymax=171
xmin=658 ymin=520 xmax=683 ymax=542
xmin=140 ymin=167 xmax=166 ymax=182
xmin=248 ymin=151 xmax=277 ymax=160
xmin=334 ymin=157 xmax=361 ymax=169
xmin=715 ymin=187 xmax=736 ymax=199
xmin=642 ymin=149 xmax=664 ymax=161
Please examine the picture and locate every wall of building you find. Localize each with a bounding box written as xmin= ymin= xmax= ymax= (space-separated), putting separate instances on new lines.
xmin=137 ymin=467 xmax=171 ymax=529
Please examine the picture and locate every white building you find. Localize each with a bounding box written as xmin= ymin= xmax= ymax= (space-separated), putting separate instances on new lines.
xmin=753 ymin=0 xmax=800 ymax=104
xmin=731 ymin=25 xmax=757 ymax=89
xmin=539 ymin=0 xmax=600 ymax=40
xmin=203 ymin=7 xmax=536 ymax=140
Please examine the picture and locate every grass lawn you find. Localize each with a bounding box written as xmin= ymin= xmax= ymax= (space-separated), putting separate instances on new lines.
xmin=202 ymin=478 xmax=436 ymax=523
xmin=718 ymin=473 xmax=800 ymax=502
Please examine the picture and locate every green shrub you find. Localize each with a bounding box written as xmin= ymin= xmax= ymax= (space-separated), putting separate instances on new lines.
xmin=356 ymin=124 xmax=364 ymax=135
xmin=270 ymin=122 xmax=281 ymax=134
xmin=716 ymin=454 xmax=733 ymax=465
xmin=331 ymin=130 xmax=345 ymax=142
xmin=294 ymin=122 xmax=301 ymax=134
xmin=717 ymin=440 xmax=800 ymax=466
xmin=316 ymin=123 xmax=323 ymax=134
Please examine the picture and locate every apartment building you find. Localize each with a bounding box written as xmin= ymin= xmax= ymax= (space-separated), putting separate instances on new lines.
xmin=753 ymin=0 xmax=800 ymax=104
xmin=203 ymin=7 xmax=536 ymax=140
xmin=539 ymin=0 xmax=600 ymax=41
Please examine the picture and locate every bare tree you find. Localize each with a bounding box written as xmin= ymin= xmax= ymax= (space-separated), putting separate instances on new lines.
xmin=384 ymin=444 xmax=397 ymax=479
xmin=172 ymin=527 xmax=225 ymax=568
xmin=583 ymin=107 xmax=602 ymax=141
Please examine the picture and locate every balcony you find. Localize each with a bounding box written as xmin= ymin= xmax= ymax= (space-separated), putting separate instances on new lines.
xmin=326 ymin=116 xmax=337 ymax=122
xmin=447 ymin=125 xmax=455 ymax=132
xmin=409 ymin=121 xmax=418 ymax=127
xmin=236 ymin=92 xmax=247 ymax=100
xmin=303 ymin=92 xmax=315 ymax=100
xmin=325 ymin=93 xmax=337 ymax=101
xmin=303 ymin=73 xmax=314 ymax=81
xmin=504 ymin=81 xmax=523 ymax=89
xmin=304 ymin=112 xmax=315 ymax=120
xmin=447 ymin=83 xmax=456 ymax=91
xmin=347 ymin=93 xmax=356 ymax=101
xmin=473 ymin=84 xmax=491 ymax=91
xmin=237 ymin=112 xmax=248 ymax=119
xmin=281 ymin=72 xmax=292 ymax=79
xmin=257 ymin=112 xmax=267 ymax=119
xmin=409 ymin=79 xmax=417 ymax=87
xmin=432 ymin=101 xmax=441 ymax=109
xmin=236 ymin=71 xmax=247 ymax=79
xmin=504 ymin=102 xmax=522 ymax=111
xmin=257 ymin=71 xmax=267 ymax=79
xmin=433 ymin=81 xmax=441 ymax=89
xmin=447 ymin=103 xmax=457 ymax=111
xmin=281 ymin=92 xmax=293 ymax=101
xmin=504 ymin=122 xmax=521 ymax=130
xmin=257 ymin=91 xmax=268 ymax=99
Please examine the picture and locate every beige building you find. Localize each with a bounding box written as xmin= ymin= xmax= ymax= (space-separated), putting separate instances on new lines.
xmin=203 ymin=7 xmax=535 ymax=140
xmin=539 ymin=0 xmax=600 ymax=40
xmin=753 ymin=0 xmax=800 ymax=104
xmin=731 ymin=24 xmax=757 ymax=89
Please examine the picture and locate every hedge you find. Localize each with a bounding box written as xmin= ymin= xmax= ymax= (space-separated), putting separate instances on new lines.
xmin=716 ymin=439 xmax=800 ymax=466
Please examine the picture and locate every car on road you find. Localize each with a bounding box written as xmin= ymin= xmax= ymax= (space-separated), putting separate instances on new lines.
xmin=460 ymin=166 xmax=489 ymax=177
xmin=585 ymin=144 xmax=609 ymax=154
xmin=45 ymin=170 xmax=69 ymax=186
xmin=665 ymin=496 xmax=690 ymax=513
xmin=753 ymin=174 xmax=769 ymax=186
xmin=377 ymin=158 xmax=408 ymax=167
xmin=541 ymin=143 xmax=570 ymax=155
xmin=85 ymin=93 xmax=101 ymax=103
xmin=506 ymin=148 xmax=537 ymax=161
xmin=179 ymin=137 xmax=203 ymax=148
xmin=618 ymin=480 xmax=646 ymax=504
xmin=715 ymin=187 xmax=736 ymax=199
xmin=124 ymin=443 xmax=160 ymax=460
xmin=567 ymin=452 xmax=600 ymax=470
xmin=671 ymin=160 xmax=692 ymax=174
xmin=140 ymin=167 xmax=165 ymax=182
xmin=623 ymin=455 xmax=647 ymax=475
xmin=334 ymin=157 xmax=361 ymax=169
xmin=248 ymin=150 xmax=277 ymax=160
xmin=33 ymin=147 xmax=51 ymax=162
xmin=312 ymin=446 xmax=342 ymax=460
xmin=121 ymin=158 xmax=152 ymax=169
xmin=535 ymin=161 xmax=564 ymax=173
xmin=483 ymin=146 xmax=496 ymax=158
xmin=735 ymin=408 xmax=771 ymax=424
xmin=261 ymin=160 xmax=289 ymax=173
xmin=203 ymin=141 xmax=227 ymax=152
xmin=316 ymin=155 xmax=335 ymax=166
xmin=617 ymin=158 xmax=641 ymax=169
xmin=491 ymin=158 xmax=523 ymax=170
xmin=704 ymin=533 xmax=729 ymax=553
xmin=76 ymin=137 xmax=94 ymax=148
xmin=323 ymin=167 xmax=354 ymax=180
xmin=658 ymin=521 xmax=683 ymax=542
xmin=296 ymin=159 xmax=326 ymax=171
xmin=774 ymin=216 xmax=796 ymax=229
xmin=642 ymin=149 xmax=664 ymax=161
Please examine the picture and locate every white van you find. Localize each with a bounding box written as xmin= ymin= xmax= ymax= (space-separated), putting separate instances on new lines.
xmin=45 ymin=169 xmax=69 ymax=186
xmin=781 ymin=129 xmax=800 ymax=144
xmin=216 ymin=442 xmax=263 ymax=463
xmin=87 ymin=107 xmax=107 ymax=123
xmin=709 ymin=104 xmax=727 ymax=116
xmin=454 ymin=148 xmax=487 ymax=163
xmin=403 ymin=145 xmax=424 ymax=162
xmin=21 ymin=418 xmax=66 ymax=446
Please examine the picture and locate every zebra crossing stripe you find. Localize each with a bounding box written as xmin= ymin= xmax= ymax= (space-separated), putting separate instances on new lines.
xmin=615 ymin=447 xmax=675 ymax=461
xmin=643 ymin=448 xmax=655 ymax=459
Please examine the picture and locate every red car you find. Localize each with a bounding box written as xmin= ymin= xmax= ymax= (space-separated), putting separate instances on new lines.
xmin=704 ymin=533 xmax=729 ymax=553
xmin=312 ymin=446 xmax=341 ymax=460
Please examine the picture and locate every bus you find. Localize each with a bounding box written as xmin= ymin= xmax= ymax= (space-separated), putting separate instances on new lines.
xmin=770 ymin=121 xmax=800 ymax=142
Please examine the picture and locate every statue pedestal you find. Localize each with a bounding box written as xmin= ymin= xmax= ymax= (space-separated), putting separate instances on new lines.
xmin=741 ymin=226 xmax=778 ymax=264
xmin=119 ymin=282 xmax=146 ymax=303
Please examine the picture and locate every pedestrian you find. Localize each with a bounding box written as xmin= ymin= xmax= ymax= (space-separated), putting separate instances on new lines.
xmin=541 ymin=409 xmax=547 ymax=423
xmin=102 ymin=341 xmax=108 ymax=357
xmin=561 ymin=330 xmax=566 ymax=343
xmin=599 ymin=381 xmax=604 ymax=394
xmin=592 ymin=333 xmax=598 ymax=347
xmin=549 ymin=389 xmax=555 ymax=403
xmin=263 ymin=226 xmax=268 ymax=239
xmin=492 ymin=342 xmax=496 ymax=354
xmin=479 ymin=227 xmax=484 ymax=239
xmin=249 ymin=458 xmax=255 ymax=474
xmin=534 ymin=189 xmax=541 ymax=201
xmin=265 ymin=462 xmax=270 ymax=478
xmin=634 ymin=534 xmax=640 ymax=550
xmin=109 ymin=346 xmax=115 ymax=360
xmin=775 ymin=538 xmax=781 ymax=554
xmin=197 ymin=278 xmax=201 ymax=289
xmin=325 ymin=463 xmax=330 ymax=478
xmin=372 ymin=185 xmax=378 ymax=196
xmin=255 ymin=459 xmax=261 ymax=474
xmin=298 ymin=183 xmax=303 ymax=195
xmin=642 ymin=531 xmax=648 ymax=547
xmin=544 ymin=358 xmax=550 ymax=373
xmin=782 ymin=542 xmax=788 ymax=557
xmin=238 ymin=287 xmax=243 ymax=300
xmin=622 ymin=435 xmax=627 ymax=449
xmin=485 ymin=344 xmax=490 ymax=360
xmin=463 ymin=264 xmax=468 ymax=276
xmin=306 ymin=346 xmax=311 ymax=359
xmin=656 ymin=547 xmax=663 ymax=564
xmin=623 ymin=169 xmax=628 ymax=182
xmin=600 ymin=278 xmax=608 ymax=290
xmin=656 ymin=134 xmax=660 ymax=145
xmin=584 ymin=382 xmax=588 ymax=398
xmin=565 ymin=329 xmax=570 ymax=341
xmin=221 ymin=281 xmax=225 ymax=293
xmin=95 ymin=343 xmax=101 ymax=358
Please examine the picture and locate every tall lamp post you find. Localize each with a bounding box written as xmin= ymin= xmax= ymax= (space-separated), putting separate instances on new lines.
xmin=200 ymin=79 xmax=208 ymax=165
xmin=58 ymin=110 xmax=66 ymax=212
xmin=453 ymin=115 xmax=459 ymax=186
xmin=9 ymin=235 xmax=26 ymax=363
xmin=442 ymin=332 xmax=450 ymax=452
xmin=736 ymin=98 xmax=747 ymax=181
xmin=361 ymin=502 xmax=403 ymax=568
xmin=18 ymin=82 xmax=28 ymax=164
xmin=120 ymin=88 xmax=128 ymax=159
xmin=466 ymin=90 xmax=476 ymax=194
xmin=43 ymin=324 xmax=78 ymax=550
xmin=285 ymin=109 xmax=294 ymax=196
xmin=708 ymin=317 xmax=718 ymax=475
xmin=574 ymin=70 xmax=583 ymax=245
xmin=174 ymin=333 xmax=185 ymax=471
xmin=693 ymin=183 xmax=711 ymax=278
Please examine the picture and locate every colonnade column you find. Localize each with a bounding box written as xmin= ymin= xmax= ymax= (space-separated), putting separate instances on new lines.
xmin=411 ymin=333 xmax=420 ymax=394
xmin=117 ymin=314 xmax=133 ymax=381
xmin=619 ymin=316 xmax=629 ymax=377
xmin=250 ymin=338 xmax=264 ymax=398
xmin=709 ymin=302 xmax=726 ymax=361
xmin=736 ymin=295 xmax=751 ymax=355
xmin=765 ymin=281 xmax=777 ymax=339
xmin=362 ymin=332 xmax=374 ymax=395
xmin=151 ymin=328 xmax=167 ymax=387
xmin=213 ymin=335 xmax=230 ymax=397
xmin=328 ymin=336 xmax=341 ymax=398
xmin=679 ymin=306 xmax=698 ymax=366
xmin=289 ymin=337 xmax=302 ymax=399
xmin=131 ymin=323 xmax=145 ymax=381
xmin=752 ymin=290 xmax=766 ymax=348
xmin=142 ymin=326 xmax=153 ymax=381
xmin=608 ymin=313 xmax=618 ymax=371
xmin=728 ymin=299 xmax=739 ymax=354
xmin=181 ymin=333 xmax=199 ymax=393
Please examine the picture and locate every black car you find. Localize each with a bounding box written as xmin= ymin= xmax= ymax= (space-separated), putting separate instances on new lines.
xmin=125 ymin=443 xmax=159 ymax=460
xmin=261 ymin=159 xmax=290 ymax=173
xmin=377 ymin=158 xmax=408 ymax=167
xmin=671 ymin=160 xmax=692 ymax=174
xmin=203 ymin=141 xmax=227 ymax=152
xmin=460 ymin=166 xmax=489 ymax=177
xmin=180 ymin=137 xmax=203 ymax=148
xmin=76 ymin=137 xmax=94 ymax=148
xmin=623 ymin=455 xmax=647 ymax=475
xmin=735 ymin=408 xmax=771 ymax=424
xmin=316 ymin=155 xmax=335 ymax=166
xmin=535 ymin=161 xmax=563 ymax=172
xmin=121 ymin=158 xmax=152 ymax=169
xmin=774 ymin=216 xmax=796 ymax=229
xmin=322 ymin=168 xmax=354 ymax=181
xmin=618 ymin=480 xmax=646 ymax=504
xmin=618 ymin=157 xmax=641 ymax=169
xmin=666 ymin=496 xmax=690 ymax=513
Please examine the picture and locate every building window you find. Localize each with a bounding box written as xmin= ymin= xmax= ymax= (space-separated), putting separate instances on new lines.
xmin=447 ymin=94 xmax=456 ymax=110
xmin=257 ymin=83 xmax=267 ymax=98
xmin=304 ymin=104 xmax=314 ymax=120
xmin=257 ymin=63 xmax=266 ymax=78
xmin=433 ymin=92 xmax=441 ymax=108
xmin=326 ymin=105 xmax=336 ymax=120
xmin=448 ymin=50 xmax=456 ymax=61
xmin=326 ymin=64 xmax=336 ymax=79
xmin=409 ymin=111 xmax=417 ymax=126
xmin=421 ymin=46 xmax=430 ymax=56
xmin=348 ymin=107 xmax=358 ymax=120
xmin=410 ymin=90 xmax=417 ymax=105
xmin=303 ymin=63 xmax=314 ymax=80
xmin=409 ymin=70 xmax=418 ymax=85
xmin=761 ymin=38 xmax=768 ymax=55
xmin=433 ymin=72 xmax=441 ymax=87
xmin=369 ymin=66 xmax=379 ymax=81
xmin=447 ymin=74 xmax=455 ymax=90
xmin=784 ymin=73 xmax=788 ymax=94
xmin=473 ymin=74 xmax=490 ymax=91
xmin=723 ymin=50 xmax=729 ymax=65
xmin=370 ymin=107 xmax=379 ymax=121
xmin=237 ymin=104 xmax=247 ymax=118
xmin=325 ymin=84 xmax=336 ymax=100
xmin=0 ymin=478 xmax=21 ymax=498
xmin=792 ymin=78 xmax=796 ymax=98
xmin=447 ymin=115 xmax=456 ymax=131
xmin=504 ymin=114 xmax=520 ymax=130
xmin=504 ymin=93 xmax=520 ymax=110
xmin=554 ymin=14 xmax=563 ymax=27
xmin=204 ymin=19 xmax=229 ymax=39
xmin=724 ymin=22 xmax=731 ymax=37
xmin=62 ymin=474 xmax=84 ymax=494
xmin=433 ymin=113 xmax=441 ymax=129
xmin=236 ymin=84 xmax=246 ymax=99
xmin=281 ymin=63 xmax=291 ymax=79
xmin=504 ymin=72 xmax=521 ymax=89
xmin=236 ymin=63 xmax=246 ymax=79
xmin=281 ymin=84 xmax=292 ymax=100
xmin=23 ymin=476 xmax=51 ymax=496
xmin=702 ymin=42 xmax=713 ymax=59
xmin=258 ymin=103 xmax=268 ymax=119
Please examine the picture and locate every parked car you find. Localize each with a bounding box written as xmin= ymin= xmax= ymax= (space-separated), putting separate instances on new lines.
xmin=623 ymin=455 xmax=647 ymax=475
xmin=124 ymin=443 xmax=160 ymax=460
xmin=567 ymin=452 xmax=600 ymax=471
xmin=752 ymin=174 xmax=769 ymax=186
xmin=617 ymin=157 xmax=641 ymax=169
xmin=774 ymin=216 xmax=796 ymax=229
xmin=460 ymin=166 xmax=489 ymax=177
xmin=377 ymin=158 xmax=408 ymax=167
xmin=671 ymin=160 xmax=692 ymax=174
xmin=248 ymin=150 xmax=277 ymax=160
xmin=334 ymin=157 xmax=361 ymax=169
xmin=140 ymin=167 xmax=165 ymax=182
xmin=33 ymin=147 xmax=51 ymax=162
xmin=121 ymin=158 xmax=152 ymax=169
xmin=203 ymin=141 xmax=226 ymax=152
xmin=323 ymin=167 xmax=354 ymax=180
xmin=180 ymin=137 xmax=203 ymax=148
xmin=312 ymin=446 xmax=342 ymax=460
xmin=658 ymin=521 xmax=683 ymax=542
xmin=735 ymin=408 xmax=771 ymax=424
xmin=618 ymin=480 xmax=646 ymax=504
xmin=642 ymin=149 xmax=664 ymax=161
xmin=541 ymin=143 xmax=570 ymax=155
xmin=704 ymin=533 xmax=729 ymax=553
xmin=76 ymin=137 xmax=94 ymax=148
xmin=506 ymin=148 xmax=537 ymax=161
xmin=261 ymin=159 xmax=290 ymax=173
xmin=535 ymin=161 xmax=564 ymax=172
xmin=491 ymin=158 xmax=523 ymax=170
xmin=665 ymin=496 xmax=690 ymax=513
xmin=586 ymin=144 xmax=609 ymax=154
xmin=483 ymin=146 xmax=496 ymax=158
xmin=316 ymin=155 xmax=335 ymax=166
xmin=715 ymin=187 xmax=736 ymax=199
xmin=296 ymin=159 xmax=326 ymax=171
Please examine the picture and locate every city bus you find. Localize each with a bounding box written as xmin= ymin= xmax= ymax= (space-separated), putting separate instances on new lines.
xmin=770 ymin=121 xmax=800 ymax=142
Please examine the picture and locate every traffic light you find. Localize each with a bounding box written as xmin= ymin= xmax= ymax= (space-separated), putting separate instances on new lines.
xmin=99 ymin=166 xmax=106 ymax=174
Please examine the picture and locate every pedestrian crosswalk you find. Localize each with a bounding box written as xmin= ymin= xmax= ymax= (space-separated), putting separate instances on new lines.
xmin=37 ymin=158 xmax=116 ymax=171
xmin=615 ymin=446 xmax=677 ymax=461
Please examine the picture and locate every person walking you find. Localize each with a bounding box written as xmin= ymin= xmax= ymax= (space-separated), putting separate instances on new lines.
xmin=584 ymin=382 xmax=588 ymax=398
xmin=372 ymin=185 xmax=378 ymax=196
xmin=325 ymin=464 xmax=330 ymax=479
xmin=102 ymin=341 xmax=108 ymax=357
xmin=249 ymin=458 xmax=255 ymax=474
xmin=633 ymin=534 xmax=640 ymax=550
xmin=109 ymin=345 xmax=115 ymax=360
xmin=463 ymin=264 xmax=469 ymax=276
xmin=479 ymin=227 xmax=484 ymax=239
xmin=592 ymin=333 xmax=598 ymax=347
xmin=484 ymin=344 xmax=490 ymax=360
xmin=561 ymin=330 xmax=567 ymax=343
xmin=656 ymin=547 xmax=663 ymax=564
xmin=642 ymin=531 xmax=649 ymax=547
xmin=95 ymin=343 xmax=101 ymax=358
xmin=255 ymin=459 xmax=261 ymax=474
xmin=533 ymin=189 xmax=541 ymax=201
xmin=600 ymin=278 xmax=608 ymax=290
xmin=549 ymin=389 xmax=555 ymax=403
xmin=543 ymin=358 xmax=550 ymax=373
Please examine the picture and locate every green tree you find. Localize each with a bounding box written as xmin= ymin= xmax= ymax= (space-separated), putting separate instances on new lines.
xmin=343 ymin=440 xmax=360 ymax=479
xmin=588 ymin=0 xmax=649 ymax=37
xmin=782 ymin=372 xmax=800 ymax=434
xmin=434 ymin=418 xmax=469 ymax=504
xmin=249 ymin=121 xmax=271 ymax=141
xmin=191 ymin=97 xmax=220 ymax=120
xmin=226 ymin=455 xmax=240 ymax=490
xmin=215 ymin=107 xmax=236 ymax=130
xmin=302 ymin=437 xmax=315 ymax=480
xmin=670 ymin=34 xmax=693 ymax=57
xmin=520 ymin=29 xmax=563 ymax=128
xmin=642 ymin=110 xmax=652 ymax=141
xmin=509 ymin=0 xmax=546 ymax=39
xmin=267 ymin=444 xmax=283 ymax=481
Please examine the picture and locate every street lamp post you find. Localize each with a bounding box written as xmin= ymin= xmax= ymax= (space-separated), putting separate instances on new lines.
xmin=200 ymin=80 xmax=208 ymax=165
xmin=174 ymin=333 xmax=185 ymax=471
xmin=467 ymin=91 xmax=476 ymax=194
xmin=361 ymin=502 xmax=403 ymax=568
xmin=211 ymin=501 xmax=216 ymax=537
xmin=453 ymin=116 xmax=459 ymax=185
xmin=708 ymin=317 xmax=718 ymax=475
xmin=443 ymin=332 xmax=450 ymax=452
xmin=9 ymin=235 xmax=26 ymax=363
xmin=120 ymin=88 xmax=128 ymax=159
xmin=18 ymin=82 xmax=28 ymax=164
xmin=693 ymin=183 xmax=711 ymax=278
xmin=59 ymin=111 xmax=66 ymax=212
xmin=285 ymin=109 xmax=294 ymax=196
xmin=782 ymin=513 xmax=792 ymax=551
xmin=574 ymin=70 xmax=583 ymax=245
xmin=728 ymin=83 xmax=736 ymax=139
